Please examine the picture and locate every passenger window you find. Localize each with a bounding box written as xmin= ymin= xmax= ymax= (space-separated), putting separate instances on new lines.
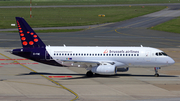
xmin=103 ymin=54 xmax=105 ymax=56
xmin=106 ymin=54 xmax=108 ymax=56
xmin=137 ymin=54 xmax=139 ymax=56
xmin=131 ymin=54 xmax=133 ymax=56
xmin=129 ymin=54 xmax=130 ymax=56
xmin=109 ymin=54 xmax=111 ymax=56
xmin=62 ymin=54 xmax=64 ymax=56
xmin=84 ymin=54 xmax=86 ymax=56
xmin=134 ymin=54 xmax=136 ymax=56
xmin=112 ymin=54 xmax=113 ymax=56
xmin=117 ymin=54 xmax=119 ymax=56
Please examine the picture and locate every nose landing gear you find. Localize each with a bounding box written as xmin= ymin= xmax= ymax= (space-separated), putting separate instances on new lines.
xmin=154 ymin=67 xmax=161 ymax=77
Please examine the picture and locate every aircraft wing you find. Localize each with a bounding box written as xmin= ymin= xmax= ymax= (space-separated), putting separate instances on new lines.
xmin=61 ymin=59 xmax=100 ymax=64
xmin=60 ymin=59 xmax=127 ymax=68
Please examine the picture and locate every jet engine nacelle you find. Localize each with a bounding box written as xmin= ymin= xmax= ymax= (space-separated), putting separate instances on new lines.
xmin=117 ymin=67 xmax=129 ymax=72
xmin=91 ymin=65 xmax=116 ymax=75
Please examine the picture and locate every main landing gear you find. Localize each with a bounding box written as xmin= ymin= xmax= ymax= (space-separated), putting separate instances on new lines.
xmin=86 ymin=71 xmax=93 ymax=77
xmin=154 ymin=67 xmax=161 ymax=77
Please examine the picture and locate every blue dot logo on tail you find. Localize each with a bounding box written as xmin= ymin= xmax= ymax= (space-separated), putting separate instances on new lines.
xmin=16 ymin=17 xmax=45 ymax=48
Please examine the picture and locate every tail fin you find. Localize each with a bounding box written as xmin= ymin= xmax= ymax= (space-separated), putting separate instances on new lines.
xmin=16 ymin=17 xmax=45 ymax=48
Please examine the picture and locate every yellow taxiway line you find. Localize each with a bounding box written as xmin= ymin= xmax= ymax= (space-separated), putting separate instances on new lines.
xmin=0 ymin=53 xmax=79 ymax=101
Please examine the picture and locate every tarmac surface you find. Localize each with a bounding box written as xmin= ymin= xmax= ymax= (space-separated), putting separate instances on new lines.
xmin=0 ymin=48 xmax=179 ymax=101
xmin=0 ymin=4 xmax=180 ymax=101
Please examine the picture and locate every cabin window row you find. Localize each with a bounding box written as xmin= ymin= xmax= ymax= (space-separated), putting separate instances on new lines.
xmin=54 ymin=53 xmax=139 ymax=56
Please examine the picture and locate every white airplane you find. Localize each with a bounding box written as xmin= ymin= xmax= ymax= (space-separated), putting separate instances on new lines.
xmin=12 ymin=17 xmax=175 ymax=77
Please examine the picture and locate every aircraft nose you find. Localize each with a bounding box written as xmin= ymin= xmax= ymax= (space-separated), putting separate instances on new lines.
xmin=167 ymin=57 xmax=175 ymax=65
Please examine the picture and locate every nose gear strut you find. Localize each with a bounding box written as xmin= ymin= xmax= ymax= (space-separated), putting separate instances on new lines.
xmin=154 ymin=67 xmax=161 ymax=77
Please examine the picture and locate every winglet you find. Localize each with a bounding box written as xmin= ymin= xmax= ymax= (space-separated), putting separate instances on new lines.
xmin=16 ymin=17 xmax=45 ymax=48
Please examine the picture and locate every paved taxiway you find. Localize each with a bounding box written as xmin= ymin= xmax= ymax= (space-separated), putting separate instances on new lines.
xmin=0 ymin=5 xmax=180 ymax=101
xmin=1 ymin=8 xmax=180 ymax=48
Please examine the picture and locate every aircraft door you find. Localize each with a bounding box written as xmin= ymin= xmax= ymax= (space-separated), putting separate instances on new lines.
xmin=145 ymin=51 xmax=151 ymax=62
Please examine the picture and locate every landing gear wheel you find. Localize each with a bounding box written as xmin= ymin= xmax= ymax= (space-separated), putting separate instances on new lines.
xmin=86 ymin=71 xmax=93 ymax=77
xmin=155 ymin=73 xmax=159 ymax=77
xmin=154 ymin=67 xmax=160 ymax=77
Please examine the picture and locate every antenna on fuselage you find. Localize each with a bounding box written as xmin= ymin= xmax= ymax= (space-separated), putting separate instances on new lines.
xmin=63 ymin=44 xmax=66 ymax=47
xmin=140 ymin=45 xmax=143 ymax=47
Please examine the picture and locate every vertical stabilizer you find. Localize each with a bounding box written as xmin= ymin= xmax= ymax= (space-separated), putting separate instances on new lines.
xmin=16 ymin=17 xmax=45 ymax=48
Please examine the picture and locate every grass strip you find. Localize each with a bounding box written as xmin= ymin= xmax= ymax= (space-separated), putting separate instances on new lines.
xmin=0 ymin=0 xmax=180 ymax=6
xmin=0 ymin=6 xmax=165 ymax=29
xmin=151 ymin=17 xmax=180 ymax=34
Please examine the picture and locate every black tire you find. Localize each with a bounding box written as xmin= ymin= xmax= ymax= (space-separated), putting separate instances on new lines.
xmin=86 ymin=71 xmax=93 ymax=77
xmin=155 ymin=74 xmax=159 ymax=77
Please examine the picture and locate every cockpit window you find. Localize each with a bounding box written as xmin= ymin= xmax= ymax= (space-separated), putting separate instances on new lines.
xmin=159 ymin=52 xmax=162 ymax=56
xmin=155 ymin=52 xmax=168 ymax=56
xmin=161 ymin=52 xmax=168 ymax=56
xmin=156 ymin=53 xmax=158 ymax=56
